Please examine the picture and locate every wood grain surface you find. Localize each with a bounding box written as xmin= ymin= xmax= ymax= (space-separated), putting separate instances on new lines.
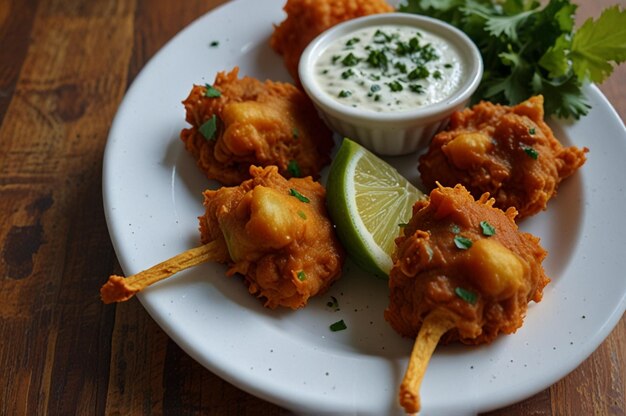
xmin=0 ymin=0 xmax=624 ymax=415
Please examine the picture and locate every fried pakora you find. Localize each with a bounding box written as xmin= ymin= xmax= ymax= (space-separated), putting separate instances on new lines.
xmin=418 ymin=96 xmax=588 ymax=220
xmin=200 ymin=165 xmax=344 ymax=309
xmin=386 ymin=184 xmax=549 ymax=412
xmin=181 ymin=67 xmax=334 ymax=185
xmin=270 ymin=0 xmax=394 ymax=84
xmin=101 ymin=166 xmax=344 ymax=310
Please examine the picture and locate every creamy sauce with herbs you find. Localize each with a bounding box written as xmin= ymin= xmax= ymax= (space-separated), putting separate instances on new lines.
xmin=314 ymin=25 xmax=466 ymax=112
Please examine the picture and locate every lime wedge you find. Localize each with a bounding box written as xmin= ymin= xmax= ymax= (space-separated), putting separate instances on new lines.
xmin=326 ymin=138 xmax=425 ymax=277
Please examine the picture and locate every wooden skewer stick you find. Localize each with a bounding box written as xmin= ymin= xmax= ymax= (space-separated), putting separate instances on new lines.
xmin=100 ymin=241 xmax=229 ymax=304
xmin=399 ymin=309 xmax=456 ymax=414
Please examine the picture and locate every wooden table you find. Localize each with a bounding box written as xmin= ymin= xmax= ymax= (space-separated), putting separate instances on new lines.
xmin=1 ymin=0 xmax=624 ymax=414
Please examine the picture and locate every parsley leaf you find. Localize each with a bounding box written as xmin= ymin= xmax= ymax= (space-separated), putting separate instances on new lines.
xmin=199 ymin=115 xmax=218 ymax=140
xmin=570 ymin=6 xmax=626 ymax=83
xmin=399 ymin=0 xmax=626 ymax=119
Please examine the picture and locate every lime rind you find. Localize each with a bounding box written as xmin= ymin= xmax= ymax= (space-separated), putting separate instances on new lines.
xmin=326 ymin=138 xmax=424 ymax=278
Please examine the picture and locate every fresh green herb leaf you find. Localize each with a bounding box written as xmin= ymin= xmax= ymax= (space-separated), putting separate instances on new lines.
xmin=330 ymin=319 xmax=347 ymax=332
xmin=370 ymin=84 xmax=381 ymax=92
xmin=199 ymin=115 xmax=218 ymax=140
xmin=454 ymin=235 xmax=473 ymax=250
xmin=521 ymin=144 xmax=539 ymax=160
xmin=341 ymin=68 xmax=355 ymax=79
xmin=408 ymin=65 xmax=429 ymax=80
xmin=204 ymin=84 xmax=221 ymax=98
xmin=209 ymin=40 xmax=219 ymax=47
xmin=399 ymin=0 xmax=626 ymax=119
xmin=480 ymin=221 xmax=496 ymax=236
xmin=450 ymin=223 xmax=461 ymax=234
xmin=338 ymin=90 xmax=352 ymax=98
xmin=289 ymin=188 xmax=310 ymax=203
xmin=409 ymin=84 xmax=424 ymax=93
xmin=387 ymin=80 xmax=403 ymax=92
xmin=297 ymin=210 xmax=307 ymax=220
xmin=570 ymin=6 xmax=626 ymax=84
xmin=341 ymin=53 xmax=360 ymax=66
xmin=346 ymin=37 xmax=360 ymax=47
xmin=287 ymin=160 xmax=301 ymax=177
xmin=529 ymin=127 xmax=536 ymax=135
xmin=455 ymin=287 xmax=478 ymax=304
xmin=297 ymin=270 xmax=307 ymax=281
xmin=366 ymin=50 xmax=388 ymax=69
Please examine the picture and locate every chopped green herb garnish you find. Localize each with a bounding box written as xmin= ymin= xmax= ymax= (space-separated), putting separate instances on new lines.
xmin=455 ymin=287 xmax=478 ymax=304
xmin=338 ymin=90 xmax=352 ymax=98
xmin=297 ymin=210 xmax=307 ymax=220
xmin=387 ymin=81 xmax=403 ymax=92
xmin=199 ymin=114 xmax=218 ymax=140
xmin=480 ymin=221 xmax=496 ymax=236
xmin=331 ymin=55 xmax=341 ymax=64
xmin=394 ymin=62 xmax=408 ymax=73
xmin=341 ymin=53 xmax=360 ymax=66
xmin=204 ymin=84 xmax=221 ymax=98
xmin=287 ymin=160 xmax=301 ymax=177
xmin=330 ymin=319 xmax=347 ymax=332
xmin=433 ymin=70 xmax=442 ymax=80
xmin=454 ymin=235 xmax=472 ymax=250
xmin=450 ymin=224 xmax=461 ymax=234
xmin=370 ymin=84 xmax=381 ymax=92
xmin=373 ymin=29 xmax=392 ymax=43
xmin=529 ymin=127 xmax=536 ymax=135
xmin=409 ymin=84 xmax=424 ymax=94
xmin=366 ymin=50 xmax=388 ymax=69
xmin=341 ymin=68 xmax=355 ymax=79
xmin=521 ymin=144 xmax=539 ymax=160
xmin=408 ymin=65 xmax=429 ymax=80
xmin=209 ymin=40 xmax=219 ymax=47
xmin=297 ymin=270 xmax=307 ymax=281
xmin=346 ymin=37 xmax=360 ymax=47
xmin=398 ymin=223 xmax=408 ymax=227
xmin=292 ymin=127 xmax=299 ymax=139
xmin=289 ymin=188 xmax=310 ymax=203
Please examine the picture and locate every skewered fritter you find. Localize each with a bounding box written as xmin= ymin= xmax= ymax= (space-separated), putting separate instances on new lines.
xmin=419 ymin=96 xmax=587 ymax=220
xmin=270 ymin=0 xmax=394 ymax=84
xmin=180 ymin=67 xmax=334 ymax=186
xmin=200 ymin=165 xmax=344 ymax=309
xmin=101 ymin=166 xmax=344 ymax=309
xmin=386 ymin=184 xmax=550 ymax=413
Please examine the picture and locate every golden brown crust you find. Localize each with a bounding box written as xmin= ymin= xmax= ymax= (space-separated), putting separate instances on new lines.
xmin=270 ymin=0 xmax=394 ymax=84
xmin=418 ymin=96 xmax=588 ymax=220
xmin=181 ymin=67 xmax=334 ymax=185
xmin=199 ymin=165 xmax=345 ymax=309
xmin=385 ymin=184 xmax=549 ymax=345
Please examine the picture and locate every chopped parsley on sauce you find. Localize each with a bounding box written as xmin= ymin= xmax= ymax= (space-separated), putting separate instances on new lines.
xmin=330 ymin=319 xmax=347 ymax=332
xmin=455 ymin=287 xmax=478 ymax=304
xmin=289 ymin=188 xmax=310 ymax=203
xmin=315 ymin=24 xmax=464 ymax=112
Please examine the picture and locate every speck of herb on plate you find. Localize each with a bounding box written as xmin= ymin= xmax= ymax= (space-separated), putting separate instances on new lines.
xmin=455 ymin=287 xmax=478 ymax=304
xmin=330 ymin=319 xmax=347 ymax=332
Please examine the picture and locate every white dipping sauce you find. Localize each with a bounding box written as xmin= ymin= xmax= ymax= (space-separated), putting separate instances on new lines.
xmin=314 ymin=24 xmax=466 ymax=112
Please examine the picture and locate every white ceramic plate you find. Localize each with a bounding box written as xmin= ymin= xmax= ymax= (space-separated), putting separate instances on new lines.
xmin=103 ymin=1 xmax=626 ymax=414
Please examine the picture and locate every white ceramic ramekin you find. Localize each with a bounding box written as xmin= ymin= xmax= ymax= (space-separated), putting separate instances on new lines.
xmin=299 ymin=13 xmax=483 ymax=156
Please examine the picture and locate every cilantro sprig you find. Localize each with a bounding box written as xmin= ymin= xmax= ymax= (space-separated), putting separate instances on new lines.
xmin=399 ymin=1 xmax=626 ymax=119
